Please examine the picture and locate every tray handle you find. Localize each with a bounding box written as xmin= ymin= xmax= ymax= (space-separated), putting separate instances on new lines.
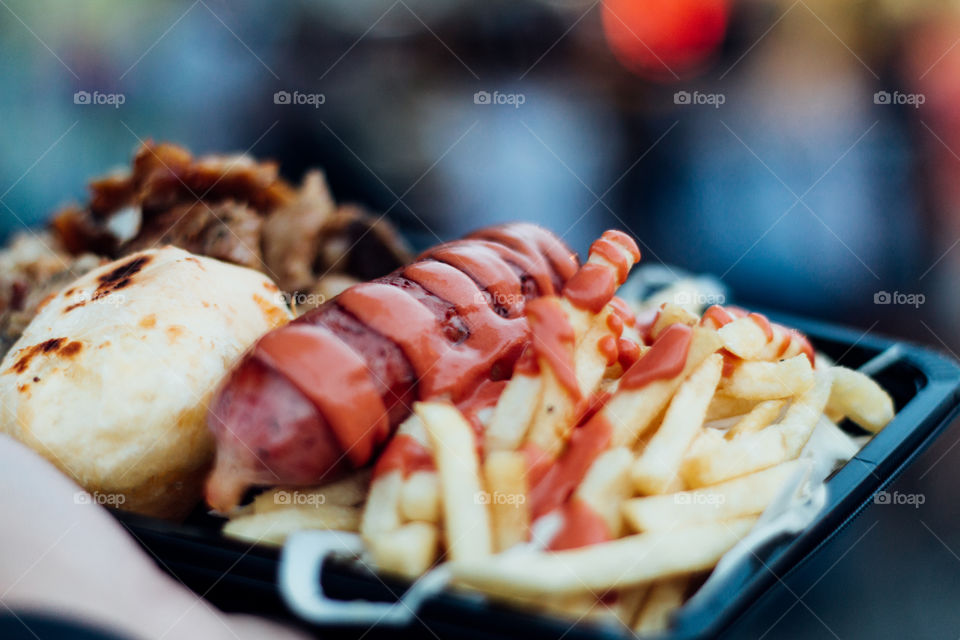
xmin=280 ymin=530 xmax=449 ymax=627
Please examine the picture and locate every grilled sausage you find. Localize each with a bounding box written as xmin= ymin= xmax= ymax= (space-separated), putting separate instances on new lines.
xmin=206 ymin=224 xmax=578 ymax=511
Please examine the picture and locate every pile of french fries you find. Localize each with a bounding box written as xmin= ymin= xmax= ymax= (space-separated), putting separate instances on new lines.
xmin=224 ymin=267 xmax=895 ymax=634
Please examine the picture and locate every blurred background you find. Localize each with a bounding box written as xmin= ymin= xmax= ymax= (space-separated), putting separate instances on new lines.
xmin=3 ymin=1 xmax=960 ymax=638
xmin=3 ymin=0 xmax=959 ymax=353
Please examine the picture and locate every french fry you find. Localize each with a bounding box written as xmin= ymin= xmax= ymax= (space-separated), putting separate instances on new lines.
xmin=527 ymin=298 xmax=617 ymax=457
xmin=417 ymin=402 xmax=493 ymax=561
xmin=633 ymin=577 xmax=689 ymax=634
xmin=574 ymin=447 xmax=634 ymax=537
xmin=623 ymin=461 xmax=800 ymax=532
xmin=721 ymin=355 xmax=814 ymax=400
xmin=576 ymin=306 xmax=622 ymax=393
xmin=400 ymin=470 xmax=441 ymax=523
xmin=367 ymin=522 xmax=440 ymax=578
xmin=632 ymin=354 xmax=723 ymax=494
xmin=826 ymin=366 xmax=895 ymax=433
xmin=484 ymin=451 xmax=531 ymax=552
xmin=527 ymin=366 xmax=579 ymax=457
xmin=449 ymin=517 xmax=756 ymax=598
xmin=606 ymin=327 xmax=723 ymax=448
xmin=360 ymin=470 xmax=403 ymax=538
xmin=486 ymin=373 xmax=542 ymax=452
xmin=650 ymin=303 xmax=698 ymax=340
xmin=718 ymin=316 xmax=770 ymax=360
xmin=224 ymin=504 xmax=362 ymax=546
xmin=725 ymin=399 xmax=785 ymax=440
xmin=252 ymin=470 xmax=370 ymax=513
xmin=705 ymin=393 xmax=757 ymax=421
xmin=682 ymin=370 xmax=832 ymax=487
xmin=617 ymin=585 xmax=651 ymax=630
xmin=360 ymin=417 xmax=428 ymax=538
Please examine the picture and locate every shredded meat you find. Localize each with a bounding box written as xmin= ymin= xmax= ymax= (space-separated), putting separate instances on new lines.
xmin=125 ymin=200 xmax=264 ymax=271
xmin=0 ymin=141 xmax=413 ymax=356
xmin=46 ymin=140 xmax=411 ymax=287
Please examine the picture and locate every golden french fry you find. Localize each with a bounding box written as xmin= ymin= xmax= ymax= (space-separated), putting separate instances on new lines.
xmin=632 ymin=354 xmax=723 ymax=495
xmin=252 ymin=470 xmax=370 ymax=513
xmin=606 ymin=327 xmax=723 ymax=448
xmin=224 ymin=504 xmax=362 ymax=546
xmin=576 ymin=306 xmax=620 ymax=393
xmin=617 ymin=585 xmax=651 ymax=630
xmin=483 ymin=451 xmax=531 ymax=553
xmin=633 ymin=577 xmax=689 ymax=634
xmin=650 ymin=303 xmax=698 ymax=340
xmin=367 ymin=522 xmax=440 ymax=578
xmin=526 ymin=366 xmax=579 ymax=457
xmin=527 ymin=296 xmax=620 ymax=456
xmin=574 ymin=447 xmax=634 ymax=537
xmin=486 ymin=373 xmax=542 ymax=452
xmin=450 ymin=517 xmax=756 ymax=597
xmin=705 ymin=393 xmax=757 ymax=421
xmin=682 ymin=370 xmax=832 ymax=487
xmin=826 ymin=366 xmax=895 ymax=433
xmin=400 ymin=470 xmax=441 ymax=523
xmin=725 ymin=400 xmax=785 ymax=440
xmin=417 ymin=402 xmax=493 ymax=561
xmin=362 ymin=413 xmax=433 ymax=535
xmin=721 ymin=355 xmax=814 ymax=400
xmin=718 ymin=316 xmax=770 ymax=360
xmin=623 ymin=461 xmax=800 ymax=532
xmin=360 ymin=470 xmax=403 ymax=538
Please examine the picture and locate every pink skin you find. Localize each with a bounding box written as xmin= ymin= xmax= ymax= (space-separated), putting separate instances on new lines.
xmin=0 ymin=434 xmax=307 ymax=640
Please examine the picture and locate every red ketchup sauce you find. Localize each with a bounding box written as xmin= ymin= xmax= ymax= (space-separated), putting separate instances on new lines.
xmin=526 ymin=298 xmax=580 ymax=399
xmin=598 ymin=334 xmax=619 ymax=367
xmin=617 ymin=338 xmax=641 ymax=370
xmin=609 ymin=296 xmax=637 ymax=328
xmin=563 ymin=231 xmax=641 ymax=313
xmin=373 ymin=434 xmax=435 ymax=478
xmin=548 ymin=498 xmax=612 ymax=551
xmin=619 ymin=323 xmax=692 ymax=390
xmin=699 ymin=304 xmax=734 ymax=329
xmin=254 ymin=325 xmax=390 ymax=466
xmin=748 ymin=312 xmax=774 ymax=341
xmin=529 ymin=413 xmax=613 ymax=518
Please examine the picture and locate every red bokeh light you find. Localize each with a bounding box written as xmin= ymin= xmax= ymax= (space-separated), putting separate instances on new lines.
xmin=602 ymin=0 xmax=730 ymax=81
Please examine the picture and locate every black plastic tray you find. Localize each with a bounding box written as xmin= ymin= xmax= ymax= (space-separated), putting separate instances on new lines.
xmin=112 ymin=313 xmax=960 ymax=639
